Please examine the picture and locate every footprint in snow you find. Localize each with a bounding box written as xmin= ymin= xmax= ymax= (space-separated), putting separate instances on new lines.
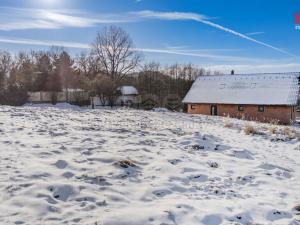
xmin=153 ymin=189 xmax=172 ymax=197
xmin=189 ymin=174 xmax=208 ymax=182
xmin=202 ymin=214 xmax=223 ymax=225
xmin=207 ymin=161 xmax=219 ymax=168
xmin=227 ymin=212 xmax=253 ymax=224
xmin=258 ymin=163 xmax=292 ymax=172
xmin=168 ymin=159 xmax=182 ymax=165
xmin=229 ymin=149 xmax=254 ymax=160
xmin=266 ymin=210 xmax=293 ymax=221
xmin=48 ymin=185 xmax=77 ymax=202
xmin=236 ymin=175 xmax=255 ymax=185
xmin=61 ymin=171 xmax=74 ymax=179
xmin=76 ymin=175 xmax=112 ymax=186
xmin=54 ymin=160 xmax=68 ymax=169
xmin=258 ymin=163 xmax=292 ymax=179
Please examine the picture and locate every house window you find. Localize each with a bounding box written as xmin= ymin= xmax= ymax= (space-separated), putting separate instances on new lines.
xmin=258 ymin=106 xmax=265 ymax=112
xmin=191 ymin=105 xmax=197 ymax=110
xmin=238 ymin=105 xmax=244 ymax=112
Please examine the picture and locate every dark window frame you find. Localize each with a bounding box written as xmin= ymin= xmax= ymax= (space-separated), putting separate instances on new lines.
xmin=238 ymin=105 xmax=244 ymax=112
xmin=211 ymin=105 xmax=218 ymax=116
xmin=191 ymin=104 xmax=197 ymax=110
xmin=258 ymin=105 xmax=265 ymax=112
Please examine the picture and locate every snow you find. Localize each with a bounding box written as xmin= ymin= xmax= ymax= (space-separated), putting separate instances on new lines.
xmin=118 ymin=86 xmax=139 ymax=95
xmin=0 ymin=105 xmax=300 ymax=225
xmin=183 ymin=73 xmax=300 ymax=105
xmin=24 ymin=103 xmax=85 ymax=110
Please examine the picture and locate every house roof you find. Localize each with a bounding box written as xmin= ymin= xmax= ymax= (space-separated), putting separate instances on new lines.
xmin=183 ymin=73 xmax=300 ymax=106
xmin=118 ymin=86 xmax=139 ymax=95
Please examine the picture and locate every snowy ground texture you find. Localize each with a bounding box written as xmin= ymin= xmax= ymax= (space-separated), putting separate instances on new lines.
xmin=0 ymin=104 xmax=300 ymax=225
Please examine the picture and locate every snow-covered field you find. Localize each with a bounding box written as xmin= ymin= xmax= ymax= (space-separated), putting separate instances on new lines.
xmin=0 ymin=104 xmax=300 ymax=225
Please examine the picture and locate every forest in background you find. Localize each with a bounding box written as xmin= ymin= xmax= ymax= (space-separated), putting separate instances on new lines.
xmin=0 ymin=26 xmax=221 ymax=107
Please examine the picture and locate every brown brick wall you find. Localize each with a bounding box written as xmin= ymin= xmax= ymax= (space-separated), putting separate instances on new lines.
xmin=187 ymin=103 xmax=295 ymax=124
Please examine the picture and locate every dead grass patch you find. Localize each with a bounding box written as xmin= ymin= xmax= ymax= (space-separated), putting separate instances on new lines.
xmin=294 ymin=204 xmax=300 ymax=211
xmin=116 ymin=159 xmax=137 ymax=168
xmin=244 ymin=125 xmax=260 ymax=135
xmin=268 ymin=126 xmax=277 ymax=134
xmin=224 ymin=122 xmax=234 ymax=128
xmin=280 ymin=127 xmax=300 ymax=140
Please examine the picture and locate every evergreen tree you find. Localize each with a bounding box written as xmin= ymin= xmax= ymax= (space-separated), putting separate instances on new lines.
xmin=55 ymin=51 xmax=75 ymax=90
xmin=34 ymin=54 xmax=52 ymax=91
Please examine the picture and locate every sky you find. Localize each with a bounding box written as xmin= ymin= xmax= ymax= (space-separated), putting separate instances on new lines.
xmin=0 ymin=0 xmax=299 ymax=73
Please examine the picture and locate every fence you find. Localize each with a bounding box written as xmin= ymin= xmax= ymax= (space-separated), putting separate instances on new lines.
xmin=28 ymin=90 xmax=90 ymax=106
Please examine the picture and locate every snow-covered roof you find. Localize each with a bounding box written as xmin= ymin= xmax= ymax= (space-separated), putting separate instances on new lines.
xmin=183 ymin=73 xmax=300 ymax=106
xmin=118 ymin=86 xmax=139 ymax=95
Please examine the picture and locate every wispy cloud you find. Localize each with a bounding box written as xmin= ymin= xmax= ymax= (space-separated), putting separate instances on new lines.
xmin=246 ymin=31 xmax=265 ymax=36
xmin=135 ymin=10 xmax=209 ymax=21
xmin=205 ymin=63 xmax=300 ymax=73
xmin=0 ymin=7 xmax=130 ymax=31
xmin=0 ymin=7 xmax=294 ymax=57
xmin=0 ymin=37 xmax=90 ymax=49
xmin=0 ymin=36 xmax=264 ymax=62
xmin=134 ymin=11 xmax=294 ymax=57
xmin=0 ymin=36 xmax=297 ymax=73
xmin=133 ymin=47 xmax=251 ymax=62
xmin=164 ymin=44 xmax=241 ymax=53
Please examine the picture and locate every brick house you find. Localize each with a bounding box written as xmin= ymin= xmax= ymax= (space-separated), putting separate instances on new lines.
xmin=183 ymin=73 xmax=300 ymax=124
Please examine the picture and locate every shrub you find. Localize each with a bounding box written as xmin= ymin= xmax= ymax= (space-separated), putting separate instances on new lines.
xmin=0 ymin=84 xmax=28 ymax=106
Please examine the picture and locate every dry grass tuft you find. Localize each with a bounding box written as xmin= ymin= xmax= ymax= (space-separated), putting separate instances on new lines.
xmin=269 ymin=119 xmax=280 ymax=125
xmin=294 ymin=204 xmax=300 ymax=211
xmin=280 ymin=127 xmax=300 ymax=140
xmin=244 ymin=125 xmax=259 ymax=135
xmin=268 ymin=126 xmax=277 ymax=134
xmin=117 ymin=159 xmax=136 ymax=168
xmin=224 ymin=122 xmax=234 ymax=128
xmin=283 ymin=127 xmax=292 ymax=136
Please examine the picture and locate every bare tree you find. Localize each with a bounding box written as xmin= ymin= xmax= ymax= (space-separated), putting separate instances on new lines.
xmin=0 ymin=51 xmax=12 ymax=88
xmin=75 ymin=52 xmax=99 ymax=79
xmin=92 ymin=26 xmax=142 ymax=85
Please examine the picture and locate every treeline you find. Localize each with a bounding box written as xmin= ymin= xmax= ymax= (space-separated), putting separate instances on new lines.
xmin=0 ymin=26 xmax=219 ymax=107
xmin=0 ymin=48 xmax=86 ymax=105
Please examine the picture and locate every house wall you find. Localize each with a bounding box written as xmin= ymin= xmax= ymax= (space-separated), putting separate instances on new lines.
xmin=187 ymin=103 xmax=295 ymax=124
xmin=116 ymin=95 xmax=141 ymax=106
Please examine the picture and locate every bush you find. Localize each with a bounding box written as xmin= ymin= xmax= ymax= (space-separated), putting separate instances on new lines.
xmin=0 ymin=84 xmax=28 ymax=106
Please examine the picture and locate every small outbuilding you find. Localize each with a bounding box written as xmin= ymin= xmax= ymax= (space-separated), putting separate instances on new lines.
xmin=91 ymin=85 xmax=141 ymax=107
xmin=183 ymin=73 xmax=300 ymax=124
xmin=116 ymin=86 xmax=140 ymax=107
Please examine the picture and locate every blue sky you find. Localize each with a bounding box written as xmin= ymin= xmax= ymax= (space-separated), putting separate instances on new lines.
xmin=0 ymin=0 xmax=299 ymax=73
